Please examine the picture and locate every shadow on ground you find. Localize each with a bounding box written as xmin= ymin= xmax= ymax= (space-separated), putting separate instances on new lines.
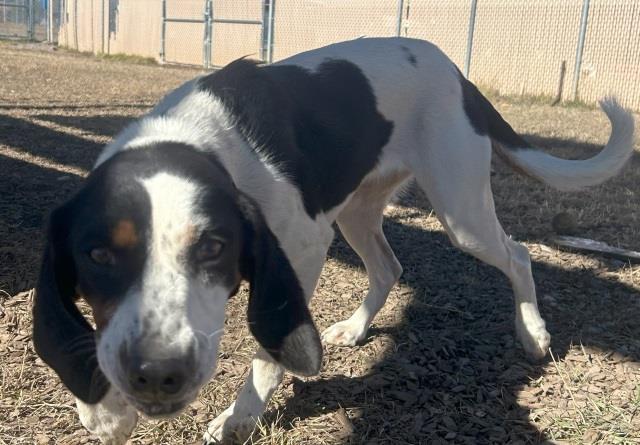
xmin=0 ymin=114 xmax=102 ymax=171
xmin=33 ymin=114 xmax=135 ymax=138
xmin=257 ymin=130 xmax=639 ymax=443
xmin=0 ymin=114 xmax=104 ymax=292
xmin=265 ymin=216 xmax=639 ymax=443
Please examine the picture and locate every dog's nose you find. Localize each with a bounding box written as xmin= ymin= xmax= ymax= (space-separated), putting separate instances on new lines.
xmin=127 ymin=358 xmax=188 ymax=397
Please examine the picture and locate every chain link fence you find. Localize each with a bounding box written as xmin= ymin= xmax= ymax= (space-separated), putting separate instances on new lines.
xmin=0 ymin=0 xmax=48 ymax=40
xmin=6 ymin=0 xmax=640 ymax=111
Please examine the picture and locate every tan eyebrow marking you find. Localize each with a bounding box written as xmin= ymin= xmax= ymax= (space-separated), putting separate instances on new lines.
xmin=112 ymin=219 xmax=139 ymax=249
xmin=178 ymin=224 xmax=198 ymax=248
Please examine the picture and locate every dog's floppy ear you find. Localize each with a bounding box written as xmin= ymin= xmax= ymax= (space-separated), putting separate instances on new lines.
xmin=237 ymin=194 xmax=322 ymax=376
xmin=32 ymin=204 xmax=109 ymax=404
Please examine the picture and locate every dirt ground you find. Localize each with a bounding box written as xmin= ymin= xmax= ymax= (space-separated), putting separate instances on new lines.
xmin=0 ymin=41 xmax=639 ymax=445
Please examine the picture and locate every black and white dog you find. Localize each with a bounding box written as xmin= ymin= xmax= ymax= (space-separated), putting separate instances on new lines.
xmin=33 ymin=38 xmax=634 ymax=444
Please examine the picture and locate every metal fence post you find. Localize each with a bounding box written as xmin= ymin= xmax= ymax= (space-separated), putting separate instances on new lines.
xmin=572 ymin=0 xmax=590 ymax=101
xmin=60 ymin=0 xmax=65 ymax=46
xmin=73 ymin=0 xmax=78 ymax=49
xmin=265 ymin=0 xmax=274 ymax=63
xmin=48 ymin=0 xmax=55 ymax=42
xmin=464 ymin=0 xmax=478 ymax=78
xmin=27 ymin=0 xmax=34 ymax=40
xmin=396 ymin=0 xmax=404 ymax=36
xmin=210 ymin=0 xmax=215 ymax=66
xmin=45 ymin=0 xmax=49 ymax=41
xmin=101 ymin=0 xmax=105 ymax=53
xmin=203 ymin=0 xmax=212 ymax=68
xmin=160 ymin=0 xmax=166 ymax=63
xmin=260 ymin=0 xmax=268 ymax=61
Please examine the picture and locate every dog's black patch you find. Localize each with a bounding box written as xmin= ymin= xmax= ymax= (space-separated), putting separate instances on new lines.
xmin=69 ymin=154 xmax=152 ymax=303
xmin=400 ymin=45 xmax=418 ymax=67
xmin=32 ymin=150 xmax=154 ymax=403
xmin=458 ymin=69 xmax=530 ymax=149
xmin=198 ymin=58 xmax=394 ymax=217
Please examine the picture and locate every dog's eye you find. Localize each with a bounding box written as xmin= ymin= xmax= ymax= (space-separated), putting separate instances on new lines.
xmin=89 ymin=247 xmax=116 ymax=266
xmin=195 ymin=237 xmax=224 ymax=263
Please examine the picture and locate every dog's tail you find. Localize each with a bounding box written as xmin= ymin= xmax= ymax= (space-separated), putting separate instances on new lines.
xmin=474 ymin=86 xmax=635 ymax=190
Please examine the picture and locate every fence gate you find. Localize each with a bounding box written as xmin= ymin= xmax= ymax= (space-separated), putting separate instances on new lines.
xmin=0 ymin=0 xmax=46 ymax=40
xmin=209 ymin=0 xmax=267 ymax=68
xmin=161 ymin=0 xmax=207 ymax=66
xmin=160 ymin=0 xmax=269 ymax=69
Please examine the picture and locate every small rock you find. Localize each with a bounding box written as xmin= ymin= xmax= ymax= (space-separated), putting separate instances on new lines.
xmin=582 ymin=429 xmax=601 ymax=443
xmin=334 ymin=407 xmax=354 ymax=438
xmin=587 ymin=384 xmax=602 ymax=394
xmin=551 ymin=211 xmax=578 ymax=235
xmin=35 ymin=434 xmax=50 ymax=445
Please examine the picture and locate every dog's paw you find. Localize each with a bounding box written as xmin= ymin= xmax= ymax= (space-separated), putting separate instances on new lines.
xmin=516 ymin=318 xmax=551 ymax=361
xmin=203 ymin=404 xmax=256 ymax=445
xmin=321 ymin=319 xmax=367 ymax=346
xmin=76 ymin=389 xmax=138 ymax=445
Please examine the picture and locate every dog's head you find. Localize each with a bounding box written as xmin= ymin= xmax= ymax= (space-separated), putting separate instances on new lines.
xmin=32 ymin=142 xmax=321 ymax=417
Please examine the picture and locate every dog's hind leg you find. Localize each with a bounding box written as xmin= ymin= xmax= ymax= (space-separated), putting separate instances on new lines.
xmin=322 ymin=171 xmax=409 ymax=346
xmin=408 ymin=118 xmax=550 ymax=360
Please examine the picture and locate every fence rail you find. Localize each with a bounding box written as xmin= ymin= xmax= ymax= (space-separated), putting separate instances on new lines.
xmin=4 ymin=0 xmax=640 ymax=112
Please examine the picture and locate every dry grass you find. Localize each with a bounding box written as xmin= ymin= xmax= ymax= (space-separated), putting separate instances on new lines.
xmin=1 ymin=41 xmax=639 ymax=445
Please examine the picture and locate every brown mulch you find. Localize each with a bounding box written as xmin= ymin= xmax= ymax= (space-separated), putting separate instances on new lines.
xmin=0 ymin=41 xmax=639 ymax=445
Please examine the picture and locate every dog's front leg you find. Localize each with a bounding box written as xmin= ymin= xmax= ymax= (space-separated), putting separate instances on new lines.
xmin=203 ymin=234 xmax=331 ymax=444
xmin=203 ymin=348 xmax=284 ymax=444
xmin=76 ymin=387 xmax=138 ymax=445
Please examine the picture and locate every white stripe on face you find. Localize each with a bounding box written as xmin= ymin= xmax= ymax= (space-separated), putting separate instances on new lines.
xmin=97 ymin=172 xmax=233 ymax=415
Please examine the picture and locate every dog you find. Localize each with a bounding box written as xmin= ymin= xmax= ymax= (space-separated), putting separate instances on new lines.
xmin=32 ymin=37 xmax=634 ymax=444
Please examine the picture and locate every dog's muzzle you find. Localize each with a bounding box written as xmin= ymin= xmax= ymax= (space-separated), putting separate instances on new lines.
xmin=117 ymin=342 xmax=198 ymax=417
